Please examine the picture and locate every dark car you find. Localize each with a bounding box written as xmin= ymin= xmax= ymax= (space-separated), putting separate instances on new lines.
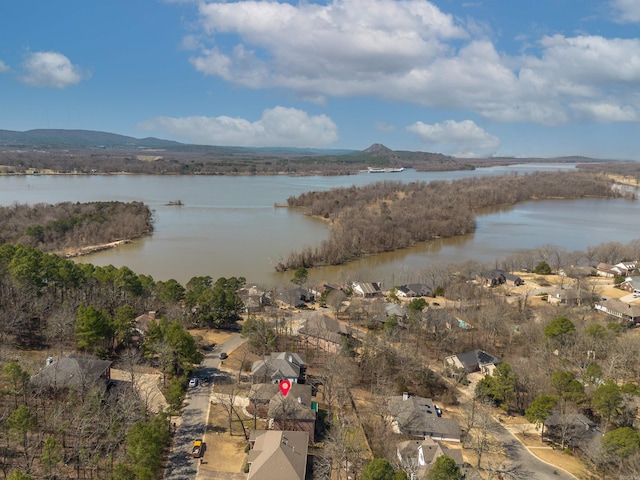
xmin=219 ymin=352 xmax=228 ymax=360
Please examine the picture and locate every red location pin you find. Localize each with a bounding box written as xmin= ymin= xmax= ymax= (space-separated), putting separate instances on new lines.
xmin=279 ymin=379 xmax=291 ymax=397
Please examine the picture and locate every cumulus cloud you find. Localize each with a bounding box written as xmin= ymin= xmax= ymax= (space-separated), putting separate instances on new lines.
xmin=407 ymin=119 xmax=500 ymax=157
xmin=0 ymin=60 xmax=9 ymax=73
xmin=570 ymin=102 xmax=637 ymax=122
xmin=138 ymin=106 xmax=338 ymax=147
xmin=611 ymin=0 xmax=640 ymax=22
xmin=181 ymin=0 xmax=640 ymax=126
xmin=21 ymin=51 xmax=85 ymax=88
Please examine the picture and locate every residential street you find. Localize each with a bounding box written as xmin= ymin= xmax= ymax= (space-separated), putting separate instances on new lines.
xmin=491 ymin=420 xmax=575 ymax=480
xmin=164 ymin=333 xmax=247 ymax=480
xmin=454 ymin=374 xmax=577 ymax=480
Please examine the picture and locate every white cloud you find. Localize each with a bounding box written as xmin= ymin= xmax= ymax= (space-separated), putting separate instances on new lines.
xmin=0 ymin=60 xmax=9 ymax=73
xmin=182 ymin=0 xmax=640 ymax=126
xmin=611 ymin=0 xmax=640 ymax=22
xmin=21 ymin=51 xmax=85 ymax=88
xmin=407 ymin=119 xmax=500 ymax=157
xmin=191 ymin=0 xmax=466 ymax=91
xmin=138 ymin=106 xmax=338 ymax=147
xmin=570 ymin=102 xmax=637 ymax=122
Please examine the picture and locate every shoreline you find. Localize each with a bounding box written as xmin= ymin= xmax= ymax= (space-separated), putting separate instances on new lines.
xmin=58 ymin=239 xmax=132 ymax=258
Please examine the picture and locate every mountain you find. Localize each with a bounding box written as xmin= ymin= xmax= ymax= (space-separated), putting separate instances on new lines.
xmin=363 ymin=143 xmax=393 ymax=154
xmin=0 ymin=129 xmax=183 ymax=149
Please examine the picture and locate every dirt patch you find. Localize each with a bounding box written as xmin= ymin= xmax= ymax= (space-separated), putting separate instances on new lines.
xmin=189 ymin=329 xmax=238 ymax=347
xmin=110 ymin=368 xmax=168 ymax=413
xmin=201 ymin=402 xmax=252 ymax=474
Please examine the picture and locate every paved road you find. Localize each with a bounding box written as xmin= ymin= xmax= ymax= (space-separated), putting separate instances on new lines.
xmin=164 ymin=333 xmax=246 ymax=480
xmin=491 ymin=420 xmax=574 ymax=480
xmin=454 ymin=375 xmax=576 ymax=479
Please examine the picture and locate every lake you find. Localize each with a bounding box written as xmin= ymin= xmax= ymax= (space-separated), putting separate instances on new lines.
xmin=1 ymin=164 xmax=638 ymax=287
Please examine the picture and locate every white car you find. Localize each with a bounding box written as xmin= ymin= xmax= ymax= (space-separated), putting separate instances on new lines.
xmin=188 ymin=378 xmax=198 ymax=388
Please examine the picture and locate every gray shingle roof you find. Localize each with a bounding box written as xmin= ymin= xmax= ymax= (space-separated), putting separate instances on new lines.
xmin=30 ymin=354 xmax=112 ymax=390
xmin=388 ymin=395 xmax=460 ymax=441
xmin=251 ymin=352 xmax=306 ymax=382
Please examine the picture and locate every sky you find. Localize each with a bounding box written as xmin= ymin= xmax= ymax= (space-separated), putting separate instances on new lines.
xmin=1 ymin=0 xmax=640 ymax=159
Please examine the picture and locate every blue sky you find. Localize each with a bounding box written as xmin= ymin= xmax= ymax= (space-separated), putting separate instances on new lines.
xmin=1 ymin=0 xmax=640 ymax=159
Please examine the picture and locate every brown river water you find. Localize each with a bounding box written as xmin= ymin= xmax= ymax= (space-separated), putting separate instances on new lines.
xmin=1 ymin=164 xmax=638 ymax=288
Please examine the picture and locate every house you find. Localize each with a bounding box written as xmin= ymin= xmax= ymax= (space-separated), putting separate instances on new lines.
xmin=134 ymin=310 xmax=157 ymax=336
xmin=396 ymin=284 xmax=434 ymax=298
xmin=247 ymin=430 xmax=308 ymax=480
xmin=477 ymin=269 xmax=523 ymax=287
xmin=597 ymin=262 xmax=637 ymax=278
xmin=385 ymin=303 xmax=407 ymax=321
xmin=387 ymin=393 xmax=461 ymax=442
xmin=546 ymin=288 xmax=580 ymax=306
xmin=298 ymin=315 xmax=358 ymax=354
xmin=595 ymin=298 xmax=640 ymax=325
xmin=309 ymin=281 xmax=344 ymax=298
xmin=267 ymin=384 xmax=317 ymax=442
xmin=445 ymin=349 xmax=501 ymax=375
xmin=30 ymin=354 xmax=112 ymax=393
xmin=596 ymin=263 xmax=616 ymax=277
xmin=251 ymin=352 xmax=306 ymax=384
xmin=238 ymin=286 xmax=271 ymax=314
xmin=397 ymin=437 xmax=463 ymax=479
xmin=560 ymin=266 xmax=595 ymax=278
xmin=620 ymin=276 xmax=640 ymax=295
xmin=249 ymin=382 xmax=310 ymax=416
xmin=543 ymin=411 xmax=603 ymax=450
xmin=352 ymin=281 xmax=382 ymax=297
xmin=277 ymin=288 xmax=314 ymax=308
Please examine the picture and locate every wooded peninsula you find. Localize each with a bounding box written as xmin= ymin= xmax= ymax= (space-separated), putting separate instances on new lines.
xmin=0 ymin=201 xmax=153 ymax=255
xmin=278 ymin=171 xmax=634 ymax=271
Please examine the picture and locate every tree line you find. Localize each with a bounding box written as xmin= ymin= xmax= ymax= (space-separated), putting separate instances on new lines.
xmin=1 ymin=146 xmax=614 ymax=177
xmin=0 ymin=201 xmax=153 ymax=254
xmin=278 ymin=171 xmax=633 ymax=270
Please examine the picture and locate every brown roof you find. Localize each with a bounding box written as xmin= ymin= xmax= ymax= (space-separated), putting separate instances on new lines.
xmin=247 ymin=430 xmax=308 ymax=480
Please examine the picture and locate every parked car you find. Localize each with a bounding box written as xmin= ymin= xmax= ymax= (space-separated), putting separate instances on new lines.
xmin=219 ymin=352 xmax=228 ymax=360
xmin=191 ymin=439 xmax=204 ymax=457
xmin=188 ymin=378 xmax=198 ymax=388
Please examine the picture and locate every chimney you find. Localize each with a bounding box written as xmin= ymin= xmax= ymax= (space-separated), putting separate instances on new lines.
xmin=403 ymin=392 xmax=409 ymax=401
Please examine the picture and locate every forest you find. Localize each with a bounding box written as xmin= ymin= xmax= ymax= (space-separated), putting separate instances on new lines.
xmin=0 ymin=241 xmax=247 ymax=479
xmin=278 ymin=171 xmax=634 ymax=271
xmin=0 ymin=201 xmax=153 ymax=254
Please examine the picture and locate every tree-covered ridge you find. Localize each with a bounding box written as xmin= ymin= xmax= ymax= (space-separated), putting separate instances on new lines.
xmin=280 ymin=171 xmax=633 ymax=270
xmin=0 ymin=201 xmax=153 ymax=253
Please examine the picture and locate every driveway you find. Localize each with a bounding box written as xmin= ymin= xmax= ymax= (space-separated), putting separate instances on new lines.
xmin=164 ymin=333 xmax=247 ymax=480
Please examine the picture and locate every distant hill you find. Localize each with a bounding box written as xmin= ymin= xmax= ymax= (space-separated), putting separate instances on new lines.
xmin=0 ymin=129 xmax=184 ymax=149
xmin=0 ymin=129 xmax=616 ymax=177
